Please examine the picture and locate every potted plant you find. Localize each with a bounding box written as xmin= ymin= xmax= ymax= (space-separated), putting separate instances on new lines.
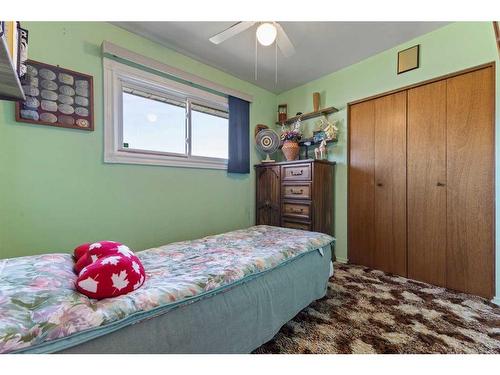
xmin=281 ymin=123 xmax=302 ymax=161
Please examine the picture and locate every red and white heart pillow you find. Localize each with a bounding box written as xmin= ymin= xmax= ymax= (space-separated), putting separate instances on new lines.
xmin=73 ymin=241 xmax=146 ymax=300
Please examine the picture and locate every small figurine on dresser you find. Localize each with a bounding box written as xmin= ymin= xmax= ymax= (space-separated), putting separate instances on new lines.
xmin=314 ymin=139 xmax=328 ymax=160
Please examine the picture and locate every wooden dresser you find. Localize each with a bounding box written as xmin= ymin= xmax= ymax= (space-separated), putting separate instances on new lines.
xmin=255 ymin=159 xmax=335 ymax=236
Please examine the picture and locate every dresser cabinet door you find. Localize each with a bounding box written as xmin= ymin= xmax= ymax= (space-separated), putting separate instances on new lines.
xmin=256 ymin=166 xmax=281 ymax=226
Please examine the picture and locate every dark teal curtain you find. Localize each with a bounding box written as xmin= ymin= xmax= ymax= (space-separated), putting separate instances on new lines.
xmin=227 ymin=96 xmax=250 ymax=173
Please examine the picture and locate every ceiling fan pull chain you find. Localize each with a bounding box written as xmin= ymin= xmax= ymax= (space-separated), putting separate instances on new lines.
xmin=275 ymin=40 xmax=278 ymax=86
xmin=254 ymin=33 xmax=258 ymax=81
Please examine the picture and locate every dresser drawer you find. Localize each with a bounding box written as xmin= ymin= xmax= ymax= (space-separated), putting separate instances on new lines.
xmin=282 ymin=183 xmax=311 ymax=200
xmin=282 ymin=200 xmax=311 ymax=220
xmin=282 ymin=163 xmax=311 ymax=181
xmin=282 ymin=219 xmax=312 ymax=231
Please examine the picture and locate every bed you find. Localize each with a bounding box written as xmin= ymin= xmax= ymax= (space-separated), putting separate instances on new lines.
xmin=0 ymin=225 xmax=334 ymax=354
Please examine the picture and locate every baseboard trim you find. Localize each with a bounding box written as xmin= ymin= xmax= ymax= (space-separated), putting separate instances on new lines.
xmin=335 ymin=257 xmax=348 ymax=264
xmin=491 ymin=296 xmax=500 ymax=306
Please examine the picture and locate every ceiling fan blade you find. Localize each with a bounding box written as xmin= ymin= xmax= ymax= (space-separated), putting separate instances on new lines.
xmin=209 ymin=22 xmax=256 ymax=44
xmin=274 ymin=23 xmax=296 ymax=58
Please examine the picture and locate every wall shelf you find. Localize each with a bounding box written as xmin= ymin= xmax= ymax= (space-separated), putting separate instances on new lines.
xmin=276 ymin=106 xmax=338 ymax=126
xmin=0 ymin=35 xmax=25 ymax=101
xmin=278 ymin=136 xmax=337 ymax=156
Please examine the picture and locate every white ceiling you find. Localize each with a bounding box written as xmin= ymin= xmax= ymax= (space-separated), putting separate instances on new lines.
xmin=113 ymin=22 xmax=449 ymax=94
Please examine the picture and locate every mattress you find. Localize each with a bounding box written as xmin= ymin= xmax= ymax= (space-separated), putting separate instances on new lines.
xmin=0 ymin=225 xmax=334 ymax=354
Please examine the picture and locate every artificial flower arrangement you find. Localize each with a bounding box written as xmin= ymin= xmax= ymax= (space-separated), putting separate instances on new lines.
xmin=281 ymin=128 xmax=302 ymax=142
xmin=280 ymin=118 xmax=303 ymax=142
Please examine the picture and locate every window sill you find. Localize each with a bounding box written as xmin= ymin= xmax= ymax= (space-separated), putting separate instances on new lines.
xmin=104 ymin=150 xmax=228 ymax=170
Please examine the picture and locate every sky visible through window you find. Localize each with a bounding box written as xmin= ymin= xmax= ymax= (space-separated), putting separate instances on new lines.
xmin=123 ymin=92 xmax=185 ymax=154
xmin=192 ymin=109 xmax=228 ymax=159
xmin=122 ymin=92 xmax=228 ymax=159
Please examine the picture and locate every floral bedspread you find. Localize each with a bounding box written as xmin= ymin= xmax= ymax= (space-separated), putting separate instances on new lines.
xmin=0 ymin=225 xmax=333 ymax=353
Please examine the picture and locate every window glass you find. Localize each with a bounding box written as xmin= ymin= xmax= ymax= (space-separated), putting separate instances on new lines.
xmin=191 ymin=104 xmax=228 ymax=159
xmin=122 ymin=90 xmax=186 ymax=155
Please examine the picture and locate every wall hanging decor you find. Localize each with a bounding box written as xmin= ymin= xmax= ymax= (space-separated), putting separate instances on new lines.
xmin=397 ymin=45 xmax=419 ymax=74
xmin=277 ymin=103 xmax=287 ymax=123
xmin=312 ymin=92 xmax=320 ymax=112
xmin=15 ymin=60 xmax=94 ymax=131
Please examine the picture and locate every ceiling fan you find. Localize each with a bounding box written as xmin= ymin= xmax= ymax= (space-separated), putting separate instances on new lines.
xmin=209 ymin=22 xmax=296 ymax=58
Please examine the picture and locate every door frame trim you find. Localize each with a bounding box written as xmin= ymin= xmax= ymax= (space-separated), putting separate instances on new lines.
xmin=347 ymin=61 xmax=496 ymax=299
xmin=348 ymin=62 xmax=495 ymax=106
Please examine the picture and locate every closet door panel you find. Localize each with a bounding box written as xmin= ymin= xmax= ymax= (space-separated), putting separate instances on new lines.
xmin=373 ymin=91 xmax=407 ymax=276
xmin=348 ymin=100 xmax=375 ymax=267
xmin=446 ymin=67 xmax=494 ymax=299
xmin=407 ymin=81 xmax=447 ymax=286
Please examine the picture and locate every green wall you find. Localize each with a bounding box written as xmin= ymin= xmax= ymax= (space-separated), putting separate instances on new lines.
xmin=276 ymin=22 xmax=500 ymax=300
xmin=1 ymin=21 xmax=498 ymax=301
xmin=0 ymin=22 xmax=276 ymax=259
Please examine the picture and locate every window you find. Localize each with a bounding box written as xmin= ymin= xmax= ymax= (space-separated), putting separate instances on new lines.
xmin=104 ymin=59 xmax=229 ymax=169
xmin=191 ymin=104 xmax=229 ymax=159
xmin=122 ymin=90 xmax=186 ymax=155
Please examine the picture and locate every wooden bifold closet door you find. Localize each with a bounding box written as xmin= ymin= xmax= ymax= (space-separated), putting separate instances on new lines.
xmin=348 ymin=100 xmax=375 ymax=268
xmin=373 ymin=92 xmax=407 ymax=276
xmin=349 ymin=91 xmax=407 ymax=276
xmin=407 ymin=80 xmax=447 ymax=286
xmin=349 ymin=65 xmax=495 ymax=299
xmin=445 ymin=67 xmax=494 ymax=298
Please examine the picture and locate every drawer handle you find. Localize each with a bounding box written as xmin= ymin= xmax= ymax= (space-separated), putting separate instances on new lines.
xmin=291 ymin=170 xmax=303 ymax=176
xmin=290 ymin=208 xmax=304 ymax=213
xmin=290 ymin=189 xmax=304 ymax=194
xmin=436 ymin=182 xmax=446 ymax=187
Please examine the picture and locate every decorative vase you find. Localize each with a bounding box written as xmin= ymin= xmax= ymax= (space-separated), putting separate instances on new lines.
xmin=282 ymin=140 xmax=300 ymax=161
xmin=313 ymin=92 xmax=320 ymax=112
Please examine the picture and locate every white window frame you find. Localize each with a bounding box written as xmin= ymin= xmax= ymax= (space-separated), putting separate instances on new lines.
xmin=104 ymin=58 xmax=229 ymax=169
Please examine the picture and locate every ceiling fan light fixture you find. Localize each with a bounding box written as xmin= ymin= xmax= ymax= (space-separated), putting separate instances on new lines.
xmin=256 ymin=23 xmax=277 ymax=46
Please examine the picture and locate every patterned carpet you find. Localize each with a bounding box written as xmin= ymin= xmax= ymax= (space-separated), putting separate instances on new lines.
xmin=254 ymin=262 xmax=500 ymax=354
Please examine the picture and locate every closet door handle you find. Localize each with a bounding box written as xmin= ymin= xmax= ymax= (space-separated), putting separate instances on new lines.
xmin=376 ymin=182 xmax=383 ymax=187
xmin=436 ymin=182 xmax=446 ymax=187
